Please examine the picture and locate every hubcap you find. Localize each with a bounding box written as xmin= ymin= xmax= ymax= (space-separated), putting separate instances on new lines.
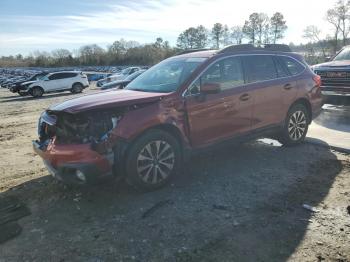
xmin=137 ymin=140 xmax=175 ymax=184
xmin=288 ymin=110 xmax=307 ymax=140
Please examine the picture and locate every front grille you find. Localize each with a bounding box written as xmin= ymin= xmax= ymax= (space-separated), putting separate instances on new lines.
xmin=314 ymin=70 xmax=350 ymax=87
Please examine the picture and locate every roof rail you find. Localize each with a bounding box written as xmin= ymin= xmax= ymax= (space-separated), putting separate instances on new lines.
xmin=218 ymin=44 xmax=292 ymax=53
xmin=218 ymin=44 xmax=256 ymax=53
xmin=176 ymin=48 xmax=212 ymax=55
xmin=264 ymin=44 xmax=291 ymax=52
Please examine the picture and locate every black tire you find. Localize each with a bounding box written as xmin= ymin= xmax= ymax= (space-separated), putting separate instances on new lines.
xmin=18 ymin=91 xmax=27 ymax=96
xmin=278 ymin=104 xmax=309 ymax=146
xmin=30 ymin=87 xmax=44 ymax=98
xmin=71 ymin=83 xmax=83 ymax=94
xmin=125 ymin=129 xmax=181 ymax=191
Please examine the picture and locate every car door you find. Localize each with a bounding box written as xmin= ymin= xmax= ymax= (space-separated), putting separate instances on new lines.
xmin=56 ymin=73 xmax=72 ymax=90
xmin=242 ymin=55 xmax=286 ymax=130
xmin=45 ymin=73 xmax=60 ymax=91
xmin=61 ymin=73 xmax=76 ymax=89
xmin=184 ymin=56 xmax=253 ymax=147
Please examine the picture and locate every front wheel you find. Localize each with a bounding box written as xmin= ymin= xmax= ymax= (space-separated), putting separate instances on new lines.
xmin=278 ymin=104 xmax=309 ymax=146
xmin=125 ymin=129 xmax=181 ymax=191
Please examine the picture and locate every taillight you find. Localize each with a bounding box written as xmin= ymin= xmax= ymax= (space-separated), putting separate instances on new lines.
xmin=313 ymin=75 xmax=322 ymax=87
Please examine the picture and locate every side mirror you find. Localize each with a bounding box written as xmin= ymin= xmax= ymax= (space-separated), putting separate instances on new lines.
xmin=201 ymin=83 xmax=221 ymax=94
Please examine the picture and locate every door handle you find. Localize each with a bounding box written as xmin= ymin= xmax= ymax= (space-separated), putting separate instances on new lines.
xmin=239 ymin=93 xmax=250 ymax=101
xmin=284 ymin=83 xmax=293 ymax=90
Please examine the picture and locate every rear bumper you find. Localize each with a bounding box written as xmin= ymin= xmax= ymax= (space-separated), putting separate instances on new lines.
xmin=33 ymin=140 xmax=113 ymax=185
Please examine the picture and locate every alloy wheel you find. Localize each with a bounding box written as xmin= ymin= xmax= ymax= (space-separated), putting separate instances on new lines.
xmin=136 ymin=140 xmax=175 ymax=184
xmin=288 ymin=110 xmax=307 ymax=141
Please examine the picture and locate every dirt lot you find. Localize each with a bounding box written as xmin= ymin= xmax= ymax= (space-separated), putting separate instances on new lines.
xmin=0 ymin=87 xmax=349 ymax=262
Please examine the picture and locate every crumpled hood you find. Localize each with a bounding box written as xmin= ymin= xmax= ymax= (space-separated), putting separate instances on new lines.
xmin=49 ymin=89 xmax=166 ymax=114
xmin=313 ymin=60 xmax=350 ymax=69
xmin=21 ymin=80 xmax=37 ymax=86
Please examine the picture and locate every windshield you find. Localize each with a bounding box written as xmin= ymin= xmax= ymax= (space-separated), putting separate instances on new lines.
xmin=30 ymin=74 xmax=45 ymax=81
xmin=126 ymin=57 xmax=207 ymax=93
xmin=333 ymin=48 xmax=350 ymax=61
xmin=121 ymin=68 xmax=131 ymax=75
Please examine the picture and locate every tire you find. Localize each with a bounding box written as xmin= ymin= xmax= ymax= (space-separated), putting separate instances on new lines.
xmin=18 ymin=91 xmax=27 ymax=96
xmin=125 ymin=129 xmax=181 ymax=191
xmin=71 ymin=83 xmax=83 ymax=94
xmin=30 ymin=87 xmax=44 ymax=98
xmin=278 ymin=104 xmax=309 ymax=146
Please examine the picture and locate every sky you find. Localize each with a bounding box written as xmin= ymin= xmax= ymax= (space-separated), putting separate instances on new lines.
xmin=0 ymin=0 xmax=336 ymax=56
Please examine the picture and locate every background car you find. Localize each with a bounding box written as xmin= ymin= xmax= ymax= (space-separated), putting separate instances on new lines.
xmin=20 ymin=71 xmax=89 ymax=97
xmin=9 ymin=72 xmax=47 ymax=95
xmin=312 ymin=45 xmax=350 ymax=98
xmin=99 ymin=69 xmax=146 ymax=90
xmin=96 ymin=67 xmax=142 ymax=87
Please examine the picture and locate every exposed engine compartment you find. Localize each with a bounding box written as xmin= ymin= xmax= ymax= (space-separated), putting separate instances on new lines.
xmin=39 ymin=110 xmax=123 ymax=144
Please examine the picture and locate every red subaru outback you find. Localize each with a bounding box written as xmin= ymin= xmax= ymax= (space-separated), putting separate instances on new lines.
xmin=33 ymin=44 xmax=323 ymax=190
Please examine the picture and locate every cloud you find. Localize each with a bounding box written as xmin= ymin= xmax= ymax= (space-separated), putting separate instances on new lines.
xmin=0 ymin=0 xmax=335 ymax=55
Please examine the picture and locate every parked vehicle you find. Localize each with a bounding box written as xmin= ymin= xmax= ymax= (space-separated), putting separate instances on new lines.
xmin=20 ymin=71 xmax=89 ymax=97
xmin=33 ymin=44 xmax=323 ymax=190
xmin=109 ymin=67 xmax=141 ymax=81
xmin=312 ymin=45 xmax=350 ymax=97
xmin=97 ymin=67 xmax=142 ymax=87
xmin=96 ymin=74 xmax=113 ymax=87
xmin=100 ymin=70 xmax=146 ymax=90
xmin=9 ymin=72 xmax=47 ymax=95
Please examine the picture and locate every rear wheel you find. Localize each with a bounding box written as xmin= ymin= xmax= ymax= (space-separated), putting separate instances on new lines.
xmin=278 ymin=104 xmax=309 ymax=146
xmin=71 ymin=83 xmax=83 ymax=94
xmin=125 ymin=129 xmax=181 ymax=191
xmin=30 ymin=87 xmax=43 ymax=98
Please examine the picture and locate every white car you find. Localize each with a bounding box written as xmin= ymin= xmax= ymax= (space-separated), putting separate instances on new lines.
xmin=20 ymin=71 xmax=89 ymax=97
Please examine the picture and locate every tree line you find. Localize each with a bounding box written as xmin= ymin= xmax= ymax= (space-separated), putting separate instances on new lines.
xmin=0 ymin=11 xmax=288 ymax=68
xmin=302 ymin=0 xmax=350 ymax=63
xmin=177 ymin=12 xmax=287 ymax=49
xmin=0 ymin=38 xmax=176 ymax=68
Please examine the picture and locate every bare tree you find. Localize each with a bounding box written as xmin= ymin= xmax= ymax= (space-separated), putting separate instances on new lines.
xmin=231 ymin=26 xmax=244 ymax=44
xmin=335 ymin=0 xmax=350 ymax=46
xmin=303 ymin=25 xmax=326 ymax=57
xmin=326 ymin=8 xmax=341 ymax=53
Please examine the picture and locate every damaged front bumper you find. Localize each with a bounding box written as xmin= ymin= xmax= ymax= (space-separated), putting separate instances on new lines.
xmin=33 ymin=139 xmax=114 ymax=185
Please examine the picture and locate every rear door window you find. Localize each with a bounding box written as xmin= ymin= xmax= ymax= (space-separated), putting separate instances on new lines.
xmin=243 ymin=55 xmax=277 ymax=83
xmin=201 ymin=57 xmax=244 ymax=91
xmin=279 ymin=56 xmax=305 ymax=76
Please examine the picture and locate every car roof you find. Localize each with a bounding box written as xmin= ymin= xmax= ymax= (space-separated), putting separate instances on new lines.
xmin=174 ymin=44 xmax=298 ymax=59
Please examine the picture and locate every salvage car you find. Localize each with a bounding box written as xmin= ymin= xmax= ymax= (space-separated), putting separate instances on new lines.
xmin=33 ymin=44 xmax=323 ymax=190
xmin=312 ymin=45 xmax=350 ymax=97
xmin=9 ymin=72 xmax=47 ymax=95
xmin=100 ymin=69 xmax=146 ymax=90
xmin=20 ymin=71 xmax=89 ymax=97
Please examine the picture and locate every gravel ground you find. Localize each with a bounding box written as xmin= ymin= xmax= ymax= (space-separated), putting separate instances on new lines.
xmin=0 ymin=87 xmax=349 ymax=262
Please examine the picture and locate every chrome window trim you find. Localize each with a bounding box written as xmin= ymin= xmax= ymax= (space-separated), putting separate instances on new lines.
xmin=182 ymin=53 xmax=307 ymax=98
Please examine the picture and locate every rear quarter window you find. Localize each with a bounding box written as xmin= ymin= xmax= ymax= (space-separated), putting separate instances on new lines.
xmin=279 ymin=56 xmax=305 ymax=76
